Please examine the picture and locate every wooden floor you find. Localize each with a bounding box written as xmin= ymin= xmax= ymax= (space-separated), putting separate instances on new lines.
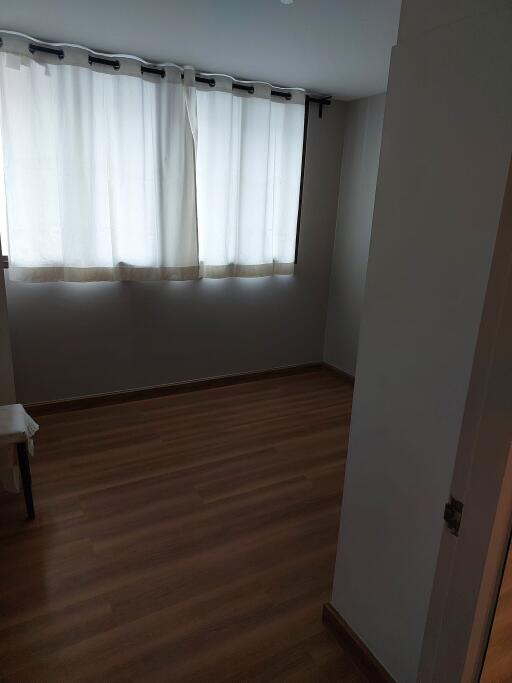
xmin=481 ymin=539 xmax=512 ymax=683
xmin=0 ymin=368 xmax=366 ymax=682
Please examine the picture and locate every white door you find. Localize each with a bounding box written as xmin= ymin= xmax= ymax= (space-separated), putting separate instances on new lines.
xmin=418 ymin=162 xmax=512 ymax=682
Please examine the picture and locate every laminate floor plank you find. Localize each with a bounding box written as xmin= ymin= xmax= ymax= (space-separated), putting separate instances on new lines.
xmin=0 ymin=368 xmax=367 ymax=682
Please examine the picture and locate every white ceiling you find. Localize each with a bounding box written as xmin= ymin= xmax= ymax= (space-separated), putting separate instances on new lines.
xmin=1 ymin=0 xmax=401 ymax=99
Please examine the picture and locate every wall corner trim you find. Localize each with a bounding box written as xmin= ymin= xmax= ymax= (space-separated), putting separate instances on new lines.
xmin=25 ymin=362 xmax=327 ymax=416
xmin=322 ymin=603 xmax=396 ymax=683
xmin=322 ymin=362 xmax=355 ymax=385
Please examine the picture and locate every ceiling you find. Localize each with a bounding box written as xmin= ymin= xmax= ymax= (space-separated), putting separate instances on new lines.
xmin=0 ymin=0 xmax=401 ymax=100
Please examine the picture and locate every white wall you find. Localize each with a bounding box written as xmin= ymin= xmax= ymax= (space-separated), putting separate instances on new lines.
xmin=324 ymin=94 xmax=385 ymax=376
xmin=5 ymin=101 xmax=345 ymax=404
xmin=330 ymin=1 xmax=512 ymax=682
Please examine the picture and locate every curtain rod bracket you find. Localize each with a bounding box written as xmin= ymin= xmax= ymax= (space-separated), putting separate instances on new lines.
xmin=307 ymin=96 xmax=332 ymax=119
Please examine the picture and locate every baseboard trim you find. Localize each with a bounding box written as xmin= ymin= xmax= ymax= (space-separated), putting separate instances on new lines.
xmin=322 ymin=362 xmax=355 ymax=385
xmin=322 ymin=603 xmax=396 ymax=683
xmin=26 ymin=362 xmax=326 ymax=416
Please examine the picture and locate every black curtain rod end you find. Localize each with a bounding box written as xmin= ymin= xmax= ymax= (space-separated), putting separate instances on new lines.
xmin=307 ymin=95 xmax=332 ymax=118
xmin=17 ymin=39 xmax=333 ymax=109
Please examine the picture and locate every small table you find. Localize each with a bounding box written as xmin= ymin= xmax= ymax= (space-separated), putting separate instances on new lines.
xmin=0 ymin=404 xmax=38 ymax=519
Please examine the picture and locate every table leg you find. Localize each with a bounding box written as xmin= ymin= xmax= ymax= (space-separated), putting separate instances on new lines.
xmin=16 ymin=442 xmax=35 ymax=520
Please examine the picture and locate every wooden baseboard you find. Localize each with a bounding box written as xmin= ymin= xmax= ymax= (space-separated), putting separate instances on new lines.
xmin=26 ymin=362 xmax=325 ymax=416
xmin=322 ymin=603 xmax=396 ymax=683
xmin=322 ymin=362 xmax=355 ymax=385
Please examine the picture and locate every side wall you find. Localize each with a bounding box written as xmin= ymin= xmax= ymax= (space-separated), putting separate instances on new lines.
xmin=330 ymin=2 xmax=512 ymax=682
xmin=5 ymin=101 xmax=345 ymax=404
xmin=323 ymin=94 xmax=385 ymax=376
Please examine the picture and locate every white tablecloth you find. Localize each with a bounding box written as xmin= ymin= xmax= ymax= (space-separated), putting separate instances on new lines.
xmin=0 ymin=404 xmax=39 ymax=493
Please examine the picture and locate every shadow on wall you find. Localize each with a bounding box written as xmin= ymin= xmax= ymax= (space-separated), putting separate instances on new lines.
xmin=6 ymin=275 xmax=308 ymax=403
xmin=5 ymin=99 xmax=347 ymax=404
xmin=323 ymin=93 xmax=386 ymax=378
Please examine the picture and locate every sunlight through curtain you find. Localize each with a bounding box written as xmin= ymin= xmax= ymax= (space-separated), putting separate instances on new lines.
xmin=0 ymin=32 xmax=305 ymax=282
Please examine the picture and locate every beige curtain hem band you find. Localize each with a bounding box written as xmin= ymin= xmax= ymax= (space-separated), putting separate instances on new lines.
xmin=199 ymin=263 xmax=294 ymax=278
xmin=8 ymin=265 xmax=201 ymax=283
xmin=8 ymin=263 xmax=295 ymax=283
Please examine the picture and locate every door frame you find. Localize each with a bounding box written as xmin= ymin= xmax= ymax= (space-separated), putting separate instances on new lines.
xmin=466 ymin=448 xmax=512 ymax=681
xmin=476 ymin=519 xmax=512 ymax=681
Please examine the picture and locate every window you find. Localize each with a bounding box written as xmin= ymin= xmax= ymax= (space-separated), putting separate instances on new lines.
xmin=0 ymin=36 xmax=305 ymax=282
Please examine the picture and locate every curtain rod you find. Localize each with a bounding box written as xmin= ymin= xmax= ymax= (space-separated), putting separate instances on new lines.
xmin=0 ymin=31 xmax=332 ymax=114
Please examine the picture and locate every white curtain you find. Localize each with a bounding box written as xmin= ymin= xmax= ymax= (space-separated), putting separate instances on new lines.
xmin=195 ymin=78 xmax=305 ymax=277
xmin=0 ymin=33 xmax=305 ymax=282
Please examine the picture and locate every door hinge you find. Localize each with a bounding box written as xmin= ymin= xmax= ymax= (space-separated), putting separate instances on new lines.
xmin=444 ymin=496 xmax=464 ymax=536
